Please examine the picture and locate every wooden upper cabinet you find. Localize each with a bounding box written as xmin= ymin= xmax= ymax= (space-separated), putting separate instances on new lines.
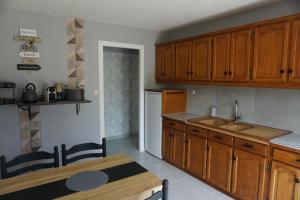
xmin=289 ymin=18 xmax=300 ymax=83
xmin=206 ymin=141 xmax=233 ymax=192
xmin=212 ymin=34 xmax=231 ymax=81
xmin=253 ymin=21 xmax=290 ymax=83
xmin=231 ymin=149 xmax=267 ymax=200
xmin=175 ymin=41 xmax=192 ymax=81
xmin=191 ymin=37 xmax=212 ymax=81
xmin=164 ymin=45 xmax=175 ymax=81
xmin=185 ymin=133 xmax=207 ymax=178
xmin=155 ymin=46 xmax=165 ymax=81
xmin=155 ymin=45 xmax=174 ymax=81
xmin=269 ymin=161 xmax=300 ymax=200
xmin=230 ymin=29 xmax=252 ymax=82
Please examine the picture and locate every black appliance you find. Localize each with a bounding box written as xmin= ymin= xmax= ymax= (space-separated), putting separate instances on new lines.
xmin=64 ymin=89 xmax=84 ymax=101
xmin=44 ymin=87 xmax=56 ymax=103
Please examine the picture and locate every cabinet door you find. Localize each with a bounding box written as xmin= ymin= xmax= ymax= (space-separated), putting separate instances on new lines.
xmin=164 ymin=45 xmax=175 ymax=81
xmin=162 ymin=127 xmax=173 ymax=163
xmin=155 ymin=46 xmax=165 ymax=81
xmin=173 ymin=130 xmax=185 ymax=168
xmin=269 ymin=161 xmax=300 ymax=200
xmin=231 ymin=149 xmax=267 ymax=200
xmin=212 ymin=34 xmax=231 ymax=81
xmin=230 ymin=29 xmax=252 ymax=82
xmin=206 ymin=141 xmax=233 ymax=192
xmin=185 ymin=133 xmax=207 ymax=178
xmin=175 ymin=41 xmax=192 ymax=81
xmin=253 ymin=22 xmax=290 ymax=82
xmin=192 ymin=37 xmax=212 ymax=81
xmin=290 ymin=19 xmax=300 ymax=83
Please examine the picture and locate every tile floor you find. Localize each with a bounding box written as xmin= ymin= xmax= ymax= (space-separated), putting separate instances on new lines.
xmin=107 ymin=137 xmax=233 ymax=200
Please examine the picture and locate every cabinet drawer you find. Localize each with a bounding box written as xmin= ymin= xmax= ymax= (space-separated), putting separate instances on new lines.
xmin=187 ymin=125 xmax=207 ymax=138
xmin=234 ymin=138 xmax=268 ymax=157
xmin=273 ymin=148 xmax=300 ymax=168
xmin=163 ymin=119 xmax=185 ymax=131
xmin=208 ymin=131 xmax=233 ymax=146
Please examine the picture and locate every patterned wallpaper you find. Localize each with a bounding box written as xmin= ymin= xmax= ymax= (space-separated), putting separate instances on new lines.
xmin=103 ymin=47 xmax=139 ymax=138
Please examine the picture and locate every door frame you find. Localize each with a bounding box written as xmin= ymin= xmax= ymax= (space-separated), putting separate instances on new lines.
xmin=98 ymin=41 xmax=145 ymax=151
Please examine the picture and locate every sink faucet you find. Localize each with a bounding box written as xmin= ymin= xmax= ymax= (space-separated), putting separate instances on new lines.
xmin=234 ymin=100 xmax=241 ymax=123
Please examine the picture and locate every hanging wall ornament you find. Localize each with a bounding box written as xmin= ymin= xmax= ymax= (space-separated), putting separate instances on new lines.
xmin=66 ymin=18 xmax=85 ymax=89
xmin=14 ymin=28 xmax=42 ymax=70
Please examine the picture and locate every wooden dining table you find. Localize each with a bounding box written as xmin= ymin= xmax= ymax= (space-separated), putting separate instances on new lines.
xmin=0 ymin=154 xmax=162 ymax=200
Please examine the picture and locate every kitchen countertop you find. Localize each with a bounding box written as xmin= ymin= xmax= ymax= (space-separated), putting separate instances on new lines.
xmin=163 ymin=113 xmax=293 ymax=146
xmin=271 ymin=133 xmax=300 ymax=151
xmin=162 ymin=112 xmax=204 ymax=123
xmin=188 ymin=117 xmax=291 ymax=145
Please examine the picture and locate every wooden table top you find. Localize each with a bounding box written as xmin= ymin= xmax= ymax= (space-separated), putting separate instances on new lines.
xmin=0 ymin=154 xmax=162 ymax=200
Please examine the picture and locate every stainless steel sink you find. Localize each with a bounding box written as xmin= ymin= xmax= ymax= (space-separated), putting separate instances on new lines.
xmin=219 ymin=123 xmax=253 ymax=131
xmin=195 ymin=118 xmax=228 ymax=126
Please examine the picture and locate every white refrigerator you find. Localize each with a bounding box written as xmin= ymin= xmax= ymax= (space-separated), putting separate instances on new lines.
xmin=145 ymin=91 xmax=162 ymax=159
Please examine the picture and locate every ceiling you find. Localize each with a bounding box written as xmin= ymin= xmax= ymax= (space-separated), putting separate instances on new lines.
xmin=0 ymin=0 xmax=282 ymax=31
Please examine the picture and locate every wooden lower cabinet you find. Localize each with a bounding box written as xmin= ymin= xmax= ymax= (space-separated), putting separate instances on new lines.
xmin=231 ymin=149 xmax=267 ymax=200
xmin=185 ymin=133 xmax=207 ymax=178
xmin=162 ymin=125 xmax=185 ymax=168
xmin=162 ymin=126 xmax=173 ymax=163
xmin=206 ymin=141 xmax=233 ymax=192
xmin=269 ymin=161 xmax=300 ymax=200
xmin=173 ymin=129 xmax=185 ymax=168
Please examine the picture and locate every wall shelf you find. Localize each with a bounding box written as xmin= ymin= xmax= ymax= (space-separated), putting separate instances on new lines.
xmin=17 ymin=100 xmax=92 ymax=118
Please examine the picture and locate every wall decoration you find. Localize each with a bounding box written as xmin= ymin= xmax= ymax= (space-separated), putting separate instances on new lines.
xmin=13 ymin=28 xmax=42 ymax=70
xmin=19 ymin=106 xmax=42 ymax=154
xmin=66 ymin=18 xmax=85 ymax=89
xmin=20 ymin=28 xmax=37 ymax=37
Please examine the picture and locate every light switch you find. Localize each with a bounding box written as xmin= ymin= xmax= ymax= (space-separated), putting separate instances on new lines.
xmin=191 ymin=89 xmax=196 ymax=95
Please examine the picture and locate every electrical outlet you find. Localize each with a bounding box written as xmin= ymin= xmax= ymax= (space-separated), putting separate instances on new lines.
xmin=191 ymin=89 xmax=196 ymax=95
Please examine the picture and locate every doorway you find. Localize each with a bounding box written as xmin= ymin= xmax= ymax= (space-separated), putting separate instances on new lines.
xmin=98 ymin=41 xmax=145 ymax=151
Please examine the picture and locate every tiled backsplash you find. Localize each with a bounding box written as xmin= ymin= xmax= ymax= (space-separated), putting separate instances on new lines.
xmin=178 ymin=85 xmax=300 ymax=133
xmin=103 ymin=47 xmax=139 ymax=138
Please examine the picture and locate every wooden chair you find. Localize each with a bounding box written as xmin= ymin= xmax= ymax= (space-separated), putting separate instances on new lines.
xmin=0 ymin=146 xmax=59 ymax=179
xmin=145 ymin=179 xmax=169 ymax=200
xmin=61 ymin=138 xmax=107 ymax=166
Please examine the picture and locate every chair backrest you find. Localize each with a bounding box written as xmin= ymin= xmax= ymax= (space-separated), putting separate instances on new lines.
xmin=0 ymin=146 xmax=59 ymax=179
xmin=145 ymin=179 xmax=169 ymax=200
xmin=61 ymin=138 xmax=107 ymax=166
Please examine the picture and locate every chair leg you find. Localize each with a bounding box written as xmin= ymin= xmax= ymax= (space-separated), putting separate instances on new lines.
xmin=61 ymin=144 xmax=67 ymax=166
xmin=0 ymin=156 xmax=7 ymax=179
xmin=162 ymin=179 xmax=169 ymax=200
xmin=54 ymin=146 xmax=59 ymax=167
xmin=102 ymin=138 xmax=107 ymax=157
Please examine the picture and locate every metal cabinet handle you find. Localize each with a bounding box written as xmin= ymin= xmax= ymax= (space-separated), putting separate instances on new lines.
xmin=242 ymin=143 xmax=254 ymax=148
xmin=224 ymin=71 xmax=228 ymax=75
xmin=288 ymin=69 xmax=293 ymax=74
xmin=191 ymin=129 xmax=199 ymax=133
xmin=296 ymin=159 xmax=300 ymax=163
xmin=229 ymin=71 xmax=232 ymax=75
xmin=169 ymin=123 xmax=175 ymax=126
xmin=295 ymin=178 xmax=300 ymax=184
xmin=280 ymin=69 xmax=285 ymax=74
